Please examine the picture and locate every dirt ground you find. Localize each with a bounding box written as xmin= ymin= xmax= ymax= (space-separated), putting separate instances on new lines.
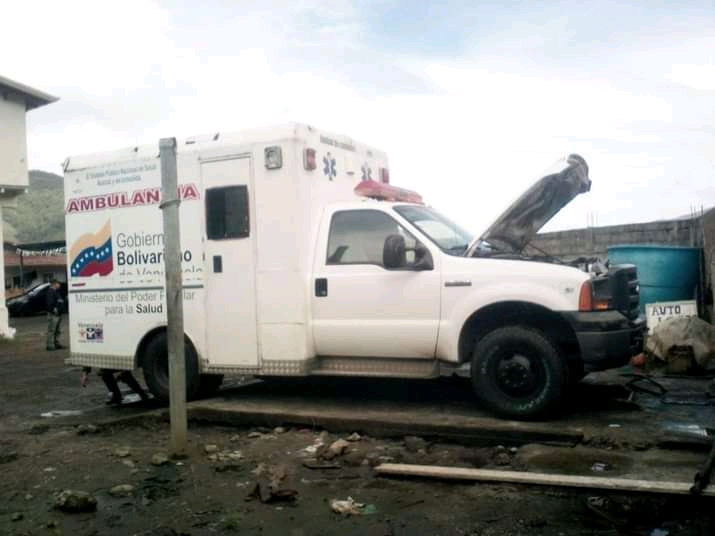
xmin=2 ymin=315 xmax=715 ymax=536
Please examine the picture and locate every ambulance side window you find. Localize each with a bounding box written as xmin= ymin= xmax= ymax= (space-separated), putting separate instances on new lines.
xmin=206 ymin=185 xmax=250 ymax=240
xmin=326 ymin=209 xmax=417 ymax=266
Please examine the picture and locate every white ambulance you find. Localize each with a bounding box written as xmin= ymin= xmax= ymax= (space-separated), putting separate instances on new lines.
xmin=63 ymin=122 xmax=645 ymax=419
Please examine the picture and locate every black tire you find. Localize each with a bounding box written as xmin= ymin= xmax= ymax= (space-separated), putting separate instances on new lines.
xmin=142 ymin=331 xmax=200 ymax=403
xmin=196 ymin=374 xmax=224 ymax=398
xmin=470 ymin=325 xmax=567 ymax=420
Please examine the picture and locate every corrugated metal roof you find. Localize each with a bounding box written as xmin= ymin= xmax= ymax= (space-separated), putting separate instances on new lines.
xmin=0 ymin=74 xmax=58 ymax=110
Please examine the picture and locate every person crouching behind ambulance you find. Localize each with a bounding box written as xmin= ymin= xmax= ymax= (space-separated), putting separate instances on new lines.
xmin=81 ymin=367 xmax=151 ymax=405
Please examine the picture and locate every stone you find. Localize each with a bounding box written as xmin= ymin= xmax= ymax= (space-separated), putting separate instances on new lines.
xmin=151 ymin=453 xmax=169 ymax=466
xmin=229 ymin=434 xmax=240 ymax=442
xmin=11 ymin=512 xmax=23 ymax=522
xmin=347 ymin=433 xmax=361 ymax=442
xmin=226 ymin=450 xmax=243 ymax=461
xmin=114 ymin=447 xmax=131 ymax=458
xmin=122 ymin=460 xmax=136 ymax=469
xmin=109 ymin=484 xmax=135 ymax=497
xmin=494 ymin=452 xmax=512 ymax=466
xmin=404 ymin=436 xmax=427 ymax=453
xmin=76 ymin=424 xmax=98 ymax=435
xmin=54 ymin=489 xmax=98 ymax=513
xmin=248 ymin=432 xmax=263 ymax=439
xmin=274 ymin=427 xmax=286 ymax=434
xmin=204 ymin=444 xmax=219 ymax=454
xmin=326 ymin=439 xmax=350 ymax=458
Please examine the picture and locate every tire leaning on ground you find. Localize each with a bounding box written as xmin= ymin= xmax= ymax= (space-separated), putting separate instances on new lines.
xmin=142 ymin=331 xmax=201 ymax=403
xmin=470 ymin=325 xmax=567 ymax=420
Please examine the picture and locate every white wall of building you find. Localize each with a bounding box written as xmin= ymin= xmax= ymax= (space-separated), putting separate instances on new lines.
xmin=0 ymin=92 xmax=29 ymax=189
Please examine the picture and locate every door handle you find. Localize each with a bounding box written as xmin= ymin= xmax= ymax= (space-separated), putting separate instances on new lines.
xmin=315 ymin=278 xmax=328 ymax=297
xmin=213 ymin=255 xmax=223 ymax=273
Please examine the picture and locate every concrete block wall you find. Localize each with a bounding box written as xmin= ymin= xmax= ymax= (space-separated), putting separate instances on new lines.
xmin=530 ymin=217 xmax=701 ymax=260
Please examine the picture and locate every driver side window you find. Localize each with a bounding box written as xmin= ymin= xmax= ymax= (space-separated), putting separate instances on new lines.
xmin=327 ymin=209 xmax=417 ymax=266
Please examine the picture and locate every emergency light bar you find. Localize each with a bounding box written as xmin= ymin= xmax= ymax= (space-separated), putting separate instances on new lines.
xmin=354 ymin=180 xmax=423 ymax=204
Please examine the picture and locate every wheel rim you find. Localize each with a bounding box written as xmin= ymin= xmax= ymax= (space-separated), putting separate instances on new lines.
xmin=491 ymin=345 xmax=546 ymax=399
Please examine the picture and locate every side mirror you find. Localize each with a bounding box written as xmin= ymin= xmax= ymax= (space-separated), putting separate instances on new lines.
xmin=383 ymin=234 xmax=407 ymax=269
xmin=383 ymin=235 xmax=434 ymax=271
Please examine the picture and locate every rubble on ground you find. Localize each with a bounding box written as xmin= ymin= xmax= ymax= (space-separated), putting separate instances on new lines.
xmin=645 ymin=316 xmax=715 ymax=374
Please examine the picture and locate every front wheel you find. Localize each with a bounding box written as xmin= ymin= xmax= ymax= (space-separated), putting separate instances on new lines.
xmin=470 ymin=326 xmax=567 ymax=420
xmin=142 ymin=331 xmax=201 ymax=403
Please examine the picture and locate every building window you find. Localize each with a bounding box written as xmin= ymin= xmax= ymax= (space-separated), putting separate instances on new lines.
xmin=206 ymin=185 xmax=250 ymax=240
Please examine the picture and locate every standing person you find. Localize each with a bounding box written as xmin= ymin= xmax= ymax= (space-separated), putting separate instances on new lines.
xmin=45 ymin=279 xmax=65 ymax=351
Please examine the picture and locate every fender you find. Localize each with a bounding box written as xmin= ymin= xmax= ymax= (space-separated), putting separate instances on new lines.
xmin=436 ymin=281 xmax=580 ymax=362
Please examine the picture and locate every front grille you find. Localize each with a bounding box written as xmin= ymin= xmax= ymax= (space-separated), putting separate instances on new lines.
xmin=608 ymin=264 xmax=640 ymax=320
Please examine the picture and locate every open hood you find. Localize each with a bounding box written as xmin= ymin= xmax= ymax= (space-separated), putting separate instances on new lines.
xmin=467 ymin=154 xmax=591 ymax=255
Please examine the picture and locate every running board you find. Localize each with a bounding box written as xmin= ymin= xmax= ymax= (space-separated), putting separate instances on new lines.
xmin=311 ymin=357 xmax=441 ymax=379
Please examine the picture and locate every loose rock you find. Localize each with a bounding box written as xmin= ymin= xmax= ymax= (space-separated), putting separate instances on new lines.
xmin=204 ymin=444 xmax=219 ymax=454
xmin=114 ymin=447 xmax=131 ymax=458
xmin=11 ymin=512 xmax=23 ymax=522
xmin=151 ymin=453 xmax=169 ymax=466
xmin=76 ymin=424 xmax=98 ymax=435
xmin=347 ymin=433 xmax=361 ymax=442
xmin=494 ymin=452 xmax=511 ymax=466
xmin=248 ymin=432 xmax=262 ymax=439
xmin=54 ymin=489 xmax=98 ymax=513
xmin=274 ymin=427 xmax=286 ymax=434
xmin=322 ymin=439 xmax=350 ymax=460
xmin=404 ymin=436 xmax=427 ymax=453
xmin=109 ymin=484 xmax=135 ymax=497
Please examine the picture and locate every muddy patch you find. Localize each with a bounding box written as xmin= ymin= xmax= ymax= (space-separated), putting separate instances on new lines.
xmin=516 ymin=444 xmax=634 ymax=476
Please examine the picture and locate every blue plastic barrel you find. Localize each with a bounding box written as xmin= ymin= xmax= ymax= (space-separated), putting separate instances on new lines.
xmin=607 ymin=244 xmax=702 ymax=313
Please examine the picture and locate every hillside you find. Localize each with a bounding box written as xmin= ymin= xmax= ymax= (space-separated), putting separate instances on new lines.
xmin=3 ymin=170 xmax=65 ymax=244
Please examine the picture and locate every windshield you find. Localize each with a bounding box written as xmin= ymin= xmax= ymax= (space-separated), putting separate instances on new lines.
xmin=394 ymin=205 xmax=474 ymax=256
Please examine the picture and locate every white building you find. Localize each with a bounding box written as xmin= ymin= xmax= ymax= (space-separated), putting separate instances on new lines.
xmin=0 ymin=75 xmax=58 ymax=338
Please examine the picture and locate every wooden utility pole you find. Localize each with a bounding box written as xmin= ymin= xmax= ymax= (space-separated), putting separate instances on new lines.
xmin=158 ymin=137 xmax=187 ymax=455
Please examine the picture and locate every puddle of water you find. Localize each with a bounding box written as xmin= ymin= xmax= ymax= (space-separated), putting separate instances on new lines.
xmin=40 ymin=410 xmax=84 ymax=418
xmin=660 ymin=422 xmax=710 ymax=439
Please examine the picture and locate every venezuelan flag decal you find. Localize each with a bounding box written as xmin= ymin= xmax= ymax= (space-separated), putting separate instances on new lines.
xmin=69 ymin=220 xmax=114 ymax=278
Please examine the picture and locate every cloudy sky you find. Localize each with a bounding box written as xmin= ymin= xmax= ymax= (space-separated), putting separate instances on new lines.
xmin=2 ymin=0 xmax=714 ymax=235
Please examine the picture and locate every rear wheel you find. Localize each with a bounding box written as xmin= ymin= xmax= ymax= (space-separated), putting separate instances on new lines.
xmin=142 ymin=331 xmax=200 ymax=403
xmin=470 ymin=325 xmax=567 ymax=420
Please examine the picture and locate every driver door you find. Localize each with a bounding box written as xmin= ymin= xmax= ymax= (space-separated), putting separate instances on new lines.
xmin=311 ymin=208 xmax=441 ymax=359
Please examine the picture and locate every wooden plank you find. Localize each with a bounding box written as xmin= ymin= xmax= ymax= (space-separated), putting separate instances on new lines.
xmin=374 ymin=463 xmax=715 ymax=497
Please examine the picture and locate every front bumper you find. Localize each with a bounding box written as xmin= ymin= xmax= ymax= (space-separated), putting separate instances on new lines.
xmin=560 ymin=310 xmax=646 ymax=373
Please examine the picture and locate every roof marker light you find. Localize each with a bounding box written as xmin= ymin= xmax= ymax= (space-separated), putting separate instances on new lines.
xmin=304 ymin=148 xmax=317 ymax=170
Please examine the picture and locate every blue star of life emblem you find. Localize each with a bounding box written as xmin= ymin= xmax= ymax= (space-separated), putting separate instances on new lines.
xmin=323 ymin=153 xmax=337 ymax=180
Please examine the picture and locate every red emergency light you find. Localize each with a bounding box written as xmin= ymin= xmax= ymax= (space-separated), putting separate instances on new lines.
xmin=354 ymin=180 xmax=423 ymax=204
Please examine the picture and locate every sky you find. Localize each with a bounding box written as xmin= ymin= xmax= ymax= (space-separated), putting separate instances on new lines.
xmin=2 ymin=0 xmax=714 ymax=236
